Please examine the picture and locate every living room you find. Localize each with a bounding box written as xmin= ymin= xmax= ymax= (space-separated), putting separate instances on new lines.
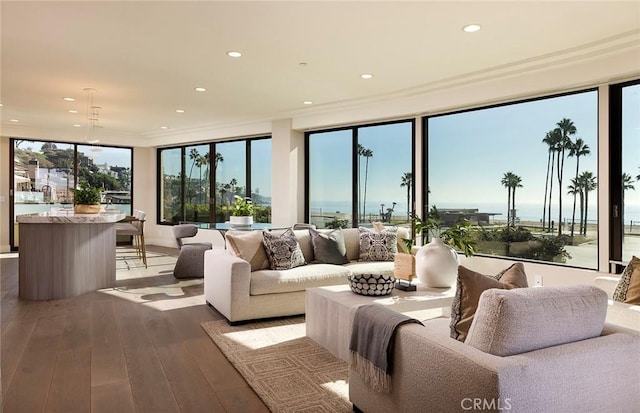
xmin=1 ymin=1 xmax=639 ymax=412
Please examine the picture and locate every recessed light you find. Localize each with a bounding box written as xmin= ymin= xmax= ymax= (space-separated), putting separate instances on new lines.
xmin=194 ymin=87 xmax=206 ymax=92
xmin=227 ymin=51 xmax=242 ymax=58
xmin=160 ymin=126 xmax=168 ymax=129
xmin=0 ymin=103 xmax=3 ymax=107
xmin=303 ymin=101 xmax=313 ymax=105
xmin=463 ymin=24 xmax=481 ymax=33
xmin=69 ymin=110 xmax=78 ymax=114
xmin=63 ymin=97 xmax=76 ymax=102
xmin=176 ymin=109 xmax=185 ymax=113
xmin=10 ymin=119 xmax=19 ymax=122
xmin=360 ymin=73 xmax=374 ymax=79
xmin=299 ymin=62 xmax=308 ymax=67
xmin=73 ymin=124 xmax=81 ymax=127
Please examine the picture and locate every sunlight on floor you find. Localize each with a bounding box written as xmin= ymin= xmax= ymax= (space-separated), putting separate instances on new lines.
xmin=223 ymin=324 xmax=306 ymax=350
xmin=320 ymin=380 xmax=349 ymax=400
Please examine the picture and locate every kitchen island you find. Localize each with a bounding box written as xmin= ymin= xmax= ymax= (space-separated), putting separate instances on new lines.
xmin=17 ymin=209 xmax=126 ymax=300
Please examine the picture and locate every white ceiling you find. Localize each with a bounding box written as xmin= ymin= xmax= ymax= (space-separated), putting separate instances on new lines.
xmin=1 ymin=1 xmax=639 ymax=146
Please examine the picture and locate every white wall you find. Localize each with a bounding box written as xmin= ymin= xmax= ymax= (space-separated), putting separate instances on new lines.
xmin=0 ymin=137 xmax=10 ymax=252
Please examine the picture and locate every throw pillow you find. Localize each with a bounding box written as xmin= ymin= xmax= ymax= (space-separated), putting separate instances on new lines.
xmin=358 ymin=227 xmax=398 ymax=262
xmin=613 ymin=256 xmax=640 ymax=304
xmin=262 ymin=228 xmax=306 ymax=270
xmin=225 ymin=230 xmax=270 ymax=271
xmin=449 ymin=263 xmax=529 ymax=342
xmin=309 ymin=228 xmax=349 ymax=265
xmin=465 ymin=286 xmax=607 ymax=356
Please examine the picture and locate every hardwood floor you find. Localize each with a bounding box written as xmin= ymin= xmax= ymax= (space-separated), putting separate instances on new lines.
xmin=1 ymin=246 xmax=269 ymax=413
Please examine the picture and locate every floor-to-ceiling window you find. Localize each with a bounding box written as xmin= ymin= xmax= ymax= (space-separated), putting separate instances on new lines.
xmin=10 ymin=139 xmax=133 ymax=250
xmin=306 ymin=120 xmax=414 ymax=229
xmin=611 ymin=80 xmax=640 ymax=265
xmin=426 ymin=89 xmax=599 ymax=269
xmin=157 ymin=136 xmax=271 ymax=225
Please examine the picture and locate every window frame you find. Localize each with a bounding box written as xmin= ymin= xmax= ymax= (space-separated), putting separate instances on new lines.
xmin=304 ymin=118 xmax=416 ymax=228
xmin=156 ymin=135 xmax=271 ymax=225
xmin=422 ymin=87 xmax=600 ymax=269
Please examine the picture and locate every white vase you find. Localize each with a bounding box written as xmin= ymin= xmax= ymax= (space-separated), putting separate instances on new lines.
xmin=230 ymin=215 xmax=253 ymax=226
xmin=415 ymin=237 xmax=460 ymax=288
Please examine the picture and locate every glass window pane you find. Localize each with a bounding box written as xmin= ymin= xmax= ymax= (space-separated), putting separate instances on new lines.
xmin=251 ymin=139 xmax=272 ymax=223
xmin=309 ymin=130 xmax=353 ymax=229
xmin=622 ymin=83 xmax=640 ymax=262
xmin=159 ymin=148 xmax=182 ymax=223
xmin=77 ymin=145 xmax=132 ymax=216
xmin=215 ymin=141 xmax=246 ymax=222
xmin=183 ymin=144 xmax=210 ymax=223
xmin=358 ymin=122 xmax=413 ymax=226
xmin=428 ymin=91 xmax=598 ymax=269
xmin=13 ymin=140 xmax=76 ymax=247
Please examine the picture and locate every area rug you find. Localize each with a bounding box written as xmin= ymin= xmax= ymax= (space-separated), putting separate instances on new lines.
xmin=201 ymin=317 xmax=351 ymax=413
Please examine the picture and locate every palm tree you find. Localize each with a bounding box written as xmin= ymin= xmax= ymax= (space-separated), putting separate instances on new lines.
xmin=543 ymin=129 xmax=561 ymax=231
xmin=622 ymin=172 xmax=635 ymax=231
xmin=195 ymin=155 xmax=205 ymax=203
xmin=501 ymin=172 xmax=514 ymax=226
xmin=510 ymin=174 xmax=523 ymax=226
xmin=568 ymin=138 xmax=590 ymax=236
xmin=357 ymin=145 xmax=374 ymax=221
xmin=555 ymin=118 xmax=577 ymax=235
xmin=579 ymin=171 xmax=597 ymax=235
xmin=186 ymin=147 xmax=200 ymax=203
xmin=567 ymin=178 xmax=583 ymax=237
xmin=400 ymin=172 xmax=412 ymax=221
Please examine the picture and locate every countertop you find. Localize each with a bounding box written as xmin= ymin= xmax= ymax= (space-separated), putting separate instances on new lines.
xmin=16 ymin=209 xmax=126 ymax=224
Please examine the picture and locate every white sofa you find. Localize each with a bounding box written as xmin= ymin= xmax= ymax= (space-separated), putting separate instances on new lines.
xmin=594 ymin=275 xmax=640 ymax=331
xmin=204 ymin=227 xmax=410 ymax=323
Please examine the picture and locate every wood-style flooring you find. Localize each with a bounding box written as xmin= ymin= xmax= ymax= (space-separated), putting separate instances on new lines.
xmin=1 ymin=246 xmax=269 ymax=413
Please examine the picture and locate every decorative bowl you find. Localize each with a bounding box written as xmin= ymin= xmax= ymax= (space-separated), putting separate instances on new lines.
xmin=347 ymin=273 xmax=396 ymax=296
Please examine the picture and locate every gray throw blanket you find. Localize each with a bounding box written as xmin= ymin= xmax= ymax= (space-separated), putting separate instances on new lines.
xmin=349 ymin=304 xmax=423 ymax=392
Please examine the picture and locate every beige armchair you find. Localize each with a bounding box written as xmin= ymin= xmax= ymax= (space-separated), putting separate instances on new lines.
xmin=349 ymin=285 xmax=640 ymax=413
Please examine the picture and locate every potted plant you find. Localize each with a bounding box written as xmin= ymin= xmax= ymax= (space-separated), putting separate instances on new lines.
xmin=230 ymin=195 xmax=254 ymax=226
xmin=72 ymin=183 xmax=102 ymax=214
xmin=409 ymin=206 xmax=476 ymax=287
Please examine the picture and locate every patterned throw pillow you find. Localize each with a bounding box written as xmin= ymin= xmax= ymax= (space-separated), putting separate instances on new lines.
xmin=449 ymin=263 xmax=529 ymax=342
xmin=262 ymin=228 xmax=306 ymax=270
xmin=613 ymin=256 xmax=640 ymax=304
xmin=358 ymin=227 xmax=398 ymax=262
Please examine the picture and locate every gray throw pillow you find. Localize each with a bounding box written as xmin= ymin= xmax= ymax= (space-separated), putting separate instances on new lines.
xmin=262 ymin=228 xmax=306 ymax=270
xmin=358 ymin=227 xmax=398 ymax=262
xmin=309 ymin=228 xmax=349 ymax=265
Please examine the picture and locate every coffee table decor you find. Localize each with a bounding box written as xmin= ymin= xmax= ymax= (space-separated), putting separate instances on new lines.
xmin=393 ymin=252 xmax=417 ymax=291
xmin=347 ymin=273 xmax=396 ymax=296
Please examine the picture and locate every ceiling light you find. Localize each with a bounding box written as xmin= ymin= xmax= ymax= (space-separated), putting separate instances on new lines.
xmin=160 ymin=126 xmax=168 ymax=129
xmin=303 ymin=101 xmax=313 ymax=105
xmin=463 ymin=24 xmax=481 ymax=33
xmin=84 ymin=88 xmax=101 ymax=144
xmin=194 ymin=87 xmax=206 ymax=92
xmin=9 ymin=119 xmax=19 ymax=122
xmin=73 ymin=124 xmax=81 ymax=127
xmin=63 ymin=97 xmax=76 ymax=102
xmin=69 ymin=109 xmax=78 ymax=114
xmin=227 ymin=51 xmax=242 ymax=58
xmin=176 ymin=109 xmax=185 ymax=113
xmin=299 ymin=62 xmax=308 ymax=67
xmin=360 ymin=73 xmax=374 ymax=79
xmin=0 ymin=103 xmax=3 ymax=107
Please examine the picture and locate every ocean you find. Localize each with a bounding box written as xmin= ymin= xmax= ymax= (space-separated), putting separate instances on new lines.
xmin=311 ymin=201 xmax=640 ymax=226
